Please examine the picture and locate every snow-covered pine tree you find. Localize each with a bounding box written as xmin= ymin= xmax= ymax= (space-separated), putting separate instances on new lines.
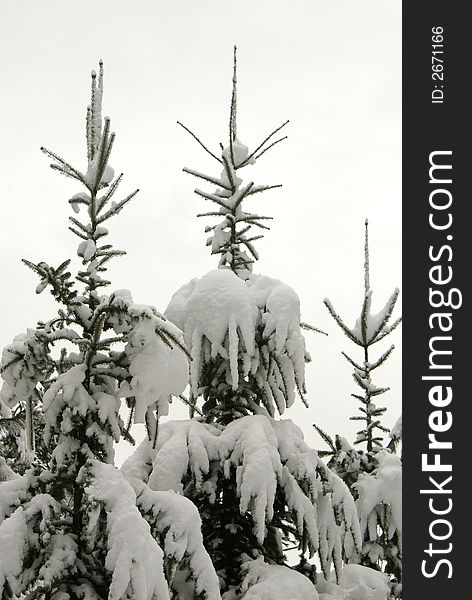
xmin=0 ymin=63 xmax=221 ymax=600
xmin=121 ymin=48 xmax=377 ymax=600
xmin=315 ymin=220 xmax=402 ymax=596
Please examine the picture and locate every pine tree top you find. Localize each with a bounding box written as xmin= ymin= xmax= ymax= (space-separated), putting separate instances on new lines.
xmin=179 ymin=47 xmax=288 ymax=279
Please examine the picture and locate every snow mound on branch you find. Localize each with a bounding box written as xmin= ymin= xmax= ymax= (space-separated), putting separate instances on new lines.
xmin=0 ymin=507 xmax=27 ymax=597
xmin=354 ymin=450 xmax=402 ymax=543
xmin=339 ymin=565 xmax=390 ymax=600
xmin=119 ymin=318 xmax=188 ymax=422
xmin=222 ymin=138 xmax=255 ymax=169
xmin=240 ymin=557 xmax=319 ymax=600
xmin=131 ymin=481 xmax=221 ymax=600
xmin=84 ymin=157 xmax=115 ymax=188
xmin=42 ymin=364 xmax=97 ymax=463
xmin=0 ymin=329 xmax=49 ymax=407
xmin=0 ymin=490 xmax=67 ymax=597
xmin=83 ymin=460 xmax=170 ymax=600
xmin=317 ymin=565 xmax=390 ymax=600
xmin=0 ymin=473 xmax=34 ymax=523
xmin=271 ymin=419 xmax=361 ymax=564
xmin=142 ymin=420 xmax=219 ymax=495
xmin=221 ymin=417 xmax=281 ymax=542
xmin=84 ymin=460 xmax=220 ymax=600
xmin=125 ymin=414 xmax=361 ymax=574
xmin=36 ymin=532 xmax=78 ymax=592
xmin=165 ymin=270 xmax=306 ymax=412
xmin=170 ymin=269 xmax=255 ymax=392
xmin=164 ymin=278 xmax=198 ymax=331
xmin=106 ymin=289 xmax=189 ymax=423
xmin=249 ymin=275 xmax=300 ymax=354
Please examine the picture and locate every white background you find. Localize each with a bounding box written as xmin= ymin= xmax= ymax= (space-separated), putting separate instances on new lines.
xmin=0 ymin=0 xmax=401 ymax=464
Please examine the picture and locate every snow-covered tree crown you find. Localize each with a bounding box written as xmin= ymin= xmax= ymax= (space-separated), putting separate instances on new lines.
xmin=166 ymin=50 xmax=316 ymax=425
xmin=136 ymin=51 xmax=369 ymax=597
xmin=0 ymin=63 xmax=223 ymax=600
xmin=178 ymin=46 xmax=288 ymax=279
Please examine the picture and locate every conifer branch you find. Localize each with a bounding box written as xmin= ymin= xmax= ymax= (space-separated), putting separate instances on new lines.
xmin=220 ymin=151 xmax=237 ymax=192
xmin=232 ymin=181 xmax=255 ymax=209
xmin=96 ymin=173 xmax=123 ymax=214
xmin=253 ymin=136 xmax=288 ymax=161
xmin=96 ymin=189 xmax=139 ymax=224
xmin=68 ymin=227 xmax=88 ymax=240
xmin=369 ymin=289 xmax=400 ymax=344
xmin=177 ymin=121 xmax=222 ymax=164
xmin=238 ymin=120 xmax=290 ymax=167
xmin=196 ymin=211 xmax=225 ymax=218
xmin=368 ymin=344 xmax=395 ymax=370
xmin=323 ymin=298 xmax=361 ymax=345
xmin=40 ymin=147 xmax=85 ymax=183
xmin=341 ymin=352 xmax=363 ymax=371
xmin=194 ymin=189 xmax=231 ymax=210
xmin=373 ymin=316 xmax=402 ymax=343
xmin=300 ymin=322 xmax=328 ymax=336
xmin=313 ymin=423 xmax=336 ymax=452
xmin=69 ymin=217 xmax=89 ymax=234
xmin=247 ymin=184 xmax=283 ymax=196
xmin=179 ymin=394 xmax=203 ymax=417
xmin=183 ymin=168 xmax=231 ymax=191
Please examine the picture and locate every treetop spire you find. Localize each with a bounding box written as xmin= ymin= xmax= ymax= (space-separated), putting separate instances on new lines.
xmin=364 ymin=217 xmax=370 ymax=293
xmin=179 ymin=47 xmax=289 ymax=277
xmin=230 ymin=45 xmax=238 ymax=143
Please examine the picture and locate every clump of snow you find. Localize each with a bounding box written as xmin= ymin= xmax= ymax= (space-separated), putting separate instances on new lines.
xmin=165 ymin=279 xmax=198 ymax=331
xmin=240 ymin=557 xmax=319 ymax=600
xmin=0 ymin=329 xmax=49 ymax=408
xmin=82 ymin=460 xmax=170 ymax=600
xmin=77 ymin=239 xmax=96 ymax=261
xmin=165 ymin=270 xmax=307 ymax=414
xmin=126 ymin=413 xmax=361 ymax=575
xmin=69 ymin=191 xmax=90 ymax=213
xmin=179 ymin=269 xmax=255 ymax=392
xmin=42 ymin=365 xmax=94 ymax=445
xmin=105 ymin=290 xmax=189 ymax=423
xmin=95 ymin=392 xmax=121 ymax=441
xmin=81 ymin=460 xmax=220 ymax=600
xmin=222 ymin=138 xmax=255 ymax=168
xmin=118 ymin=317 xmax=188 ymax=422
xmin=349 ymin=289 xmax=400 ymax=345
xmin=35 ymin=533 xmax=78 ymax=592
xmin=131 ymin=480 xmax=221 ymax=600
xmin=84 ymin=156 xmax=115 ymax=189
xmin=317 ymin=565 xmax=390 ymax=600
xmin=354 ymin=450 xmax=402 ymax=551
xmin=0 ymin=507 xmax=27 ymax=597
xmin=0 ymin=474 xmax=32 ymax=523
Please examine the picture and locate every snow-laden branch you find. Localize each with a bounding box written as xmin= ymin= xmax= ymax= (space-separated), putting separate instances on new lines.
xmin=122 ymin=414 xmax=362 ymax=577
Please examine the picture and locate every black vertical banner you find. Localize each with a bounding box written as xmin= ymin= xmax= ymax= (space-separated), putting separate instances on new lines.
xmin=403 ymin=3 xmax=469 ymax=598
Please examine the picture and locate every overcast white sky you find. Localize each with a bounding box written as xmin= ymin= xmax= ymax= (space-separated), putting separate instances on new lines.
xmin=0 ymin=0 xmax=401 ymax=464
